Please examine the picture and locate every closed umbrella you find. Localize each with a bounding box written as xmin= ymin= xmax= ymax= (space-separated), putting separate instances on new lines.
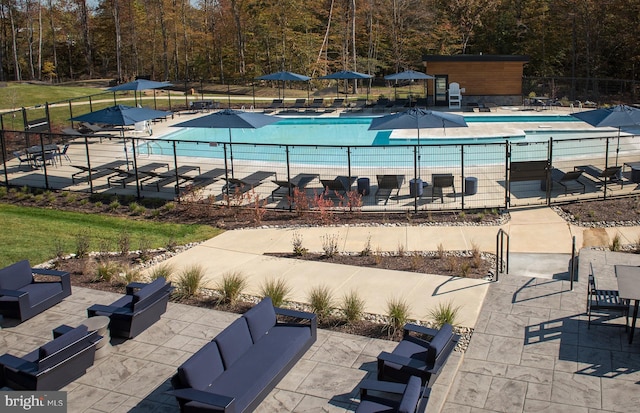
xmin=571 ymin=104 xmax=640 ymax=165
xmin=174 ymin=109 xmax=281 ymax=178
xmin=107 ymin=79 xmax=172 ymax=107
xmin=256 ymin=71 xmax=311 ymax=101
xmin=319 ymin=70 xmax=373 ymax=98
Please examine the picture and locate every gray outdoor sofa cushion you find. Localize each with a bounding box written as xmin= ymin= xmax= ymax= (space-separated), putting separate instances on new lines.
xmin=169 ymin=297 xmax=317 ymax=413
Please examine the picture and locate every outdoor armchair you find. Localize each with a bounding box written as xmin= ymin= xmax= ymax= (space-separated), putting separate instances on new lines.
xmin=0 ymin=260 xmax=71 ymax=322
xmin=0 ymin=324 xmax=101 ymax=390
xmin=377 ymin=323 xmax=459 ymax=387
xmin=87 ymin=277 xmax=173 ymax=339
xmin=356 ymin=375 xmax=428 ymax=413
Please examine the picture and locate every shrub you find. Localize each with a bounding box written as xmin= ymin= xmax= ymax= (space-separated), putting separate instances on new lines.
xmin=259 ymin=277 xmax=291 ymax=307
xmin=340 ymin=291 xmax=365 ymax=324
xmin=149 ymin=262 xmax=175 ymax=281
xmin=120 ymin=265 xmax=143 ymax=284
xmin=291 ymin=231 xmax=308 ymax=256
xmin=75 ymin=230 xmax=91 ymax=258
xmin=129 ymin=202 xmax=146 ymax=215
xmin=307 ymin=285 xmax=334 ymax=321
xmin=436 ymin=243 xmax=445 ymax=259
xmin=459 ymin=261 xmax=471 ymax=277
xmin=360 ymin=235 xmax=372 ymax=257
xmin=427 ymin=301 xmax=461 ymax=329
xmin=215 ymin=271 xmax=247 ymax=305
xmin=610 ymin=233 xmax=622 ymax=252
xmin=163 ymin=201 xmax=176 ymax=212
xmin=117 ymin=231 xmax=131 ymax=256
xmin=471 ymin=242 xmax=482 ymax=268
xmin=175 ymin=264 xmax=206 ymax=299
xmin=410 ymin=253 xmax=423 ymax=271
xmin=52 ymin=239 xmax=65 ymax=260
xmin=385 ymin=297 xmax=411 ymax=338
xmin=108 ymin=200 xmax=121 ymax=211
xmin=321 ymin=233 xmax=339 ymax=257
xmin=397 ymin=243 xmax=406 ymax=257
xmin=95 ymin=260 xmax=121 ymax=283
xmin=138 ymin=239 xmax=153 ymax=262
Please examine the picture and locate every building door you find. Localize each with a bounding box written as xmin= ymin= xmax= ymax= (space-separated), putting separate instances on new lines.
xmin=434 ymin=75 xmax=448 ymax=106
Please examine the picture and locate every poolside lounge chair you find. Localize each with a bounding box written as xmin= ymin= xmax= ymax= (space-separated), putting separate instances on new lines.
xmin=263 ymin=99 xmax=284 ymax=114
xmin=346 ymin=98 xmax=367 ymax=113
xmin=222 ymin=170 xmax=277 ymax=194
xmin=414 ymin=98 xmax=429 ymax=108
xmin=271 ymin=173 xmax=318 ymax=200
xmin=190 ymin=168 xmax=226 ymax=189
xmin=283 ymin=98 xmax=307 ymax=113
xmin=550 ymin=168 xmax=585 ymax=194
xmin=71 ymin=160 xmax=132 ymax=184
xmin=377 ymin=323 xmax=459 ymax=387
xmin=107 ymin=162 xmax=170 ymax=188
xmin=431 ymin=173 xmax=456 ymax=202
xmin=356 ymin=376 xmax=429 ymax=413
xmin=574 ymin=165 xmax=622 ymax=187
xmin=142 ymin=165 xmax=202 ymax=192
xmin=372 ymin=98 xmax=391 ymax=112
xmin=325 ymin=98 xmax=345 ymax=112
xmin=0 ymin=324 xmax=101 ymax=390
xmin=320 ymin=176 xmax=357 ymax=194
xmin=375 ymin=174 xmax=405 ymax=204
xmin=306 ymin=98 xmax=327 ymax=113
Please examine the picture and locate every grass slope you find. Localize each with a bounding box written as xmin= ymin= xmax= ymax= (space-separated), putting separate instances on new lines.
xmin=0 ymin=203 xmax=221 ymax=267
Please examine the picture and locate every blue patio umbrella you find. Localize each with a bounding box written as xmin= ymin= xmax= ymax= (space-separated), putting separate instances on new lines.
xmin=384 ymin=70 xmax=434 ymax=102
xmin=369 ymin=108 xmax=467 ymax=178
xmin=70 ymin=105 xmax=172 ymax=170
xmin=319 ymin=70 xmax=373 ymax=98
xmin=174 ymin=109 xmax=281 ymax=178
xmin=571 ymin=104 xmax=640 ymax=165
xmin=107 ymin=79 xmax=172 ymax=106
xmin=256 ymin=71 xmax=311 ymax=101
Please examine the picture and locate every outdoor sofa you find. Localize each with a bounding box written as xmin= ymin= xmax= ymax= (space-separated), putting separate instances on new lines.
xmin=87 ymin=277 xmax=173 ymax=339
xmin=377 ymin=323 xmax=459 ymax=387
xmin=168 ymin=297 xmax=317 ymax=413
xmin=0 ymin=259 xmax=71 ymax=322
xmin=0 ymin=324 xmax=101 ymax=390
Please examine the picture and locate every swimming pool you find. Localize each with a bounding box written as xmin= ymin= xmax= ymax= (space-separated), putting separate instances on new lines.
xmin=141 ymin=114 xmax=630 ymax=167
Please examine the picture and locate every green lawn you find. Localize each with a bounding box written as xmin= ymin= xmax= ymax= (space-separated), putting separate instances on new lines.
xmin=0 ymin=203 xmax=222 ymax=267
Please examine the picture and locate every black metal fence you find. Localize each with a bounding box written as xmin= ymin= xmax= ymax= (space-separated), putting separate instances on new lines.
xmin=2 ymin=128 xmax=640 ymax=213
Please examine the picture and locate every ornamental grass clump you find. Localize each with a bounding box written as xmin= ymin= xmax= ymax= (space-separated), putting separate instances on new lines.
xmin=215 ymin=271 xmax=247 ymax=305
xmin=175 ymin=264 xmax=206 ymax=299
xmin=94 ymin=259 xmax=121 ymax=283
xmin=427 ymin=301 xmax=461 ymax=329
xmin=385 ymin=297 xmax=411 ymax=339
xmin=149 ymin=262 xmax=175 ymax=281
xmin=340 ymin=291 xmax=365 ymax=324
xmin=260 ymin=277 xmax=291 ymax=308
xmin=307 ymin=285 xmax=334 ymax=322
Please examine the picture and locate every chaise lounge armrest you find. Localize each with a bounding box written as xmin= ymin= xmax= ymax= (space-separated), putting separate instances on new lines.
xmin=166 ymin=388 xmax=236 ymax=413
xmin=377 ymin=351 xmax=438 ymax=373
xmin=31 ymin=268 xmax=69 ymax=277
xmin=125 ymin=282 xmax=151 ymax=294
xmin=87 ymin=303 xmax=133 ymax=316
xmin=275 ymin=307 xmax=317 ymax=330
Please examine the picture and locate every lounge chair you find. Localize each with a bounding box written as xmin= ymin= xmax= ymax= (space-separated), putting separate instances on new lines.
xmin=574 ymin=165 xmax=622 ymax=186
xmin=87 ymin=278 xmax=173 ymax=339
xmin=320 ymin=175 xmax=357 ymax=194
xmin=375 ymin=174 xmax=405 ymax=204
xmin=190 ymin=168 xmax=226 ymax=189
xmin=550 ymin=168 xmax=585 ymax=194
xmin=306 ymin=98 xmax=327 ymax=113
xmin=346 ymin=98 xmax=368 ymax=113
xmin=377 ymin=323 xmax=459 ymax=387
xmin=0 ymin=260 xmax=71 ymax=322
xmin=0 ymin=324 xmax=101 ymax=390
xmin=222 ymin=170 xmax=277 ymax=194
xmin=414 ymin=98 xmax=429 ymax=108
xmin=325 ymin=98 xmax=345 ymax=112
xmin=356 ymin=376 xmax=428 ymax=413
xmin=263 ymin=99 xmax=284 ymax=114
xmin=283 ymin=98 xmax=307 ymax=113
xmin=71 ymin=159 xmax=132 ymax=184
xmin=142 ymin=165 xmax=202 ymax=192
xmin=107 ymin=162 xmax=170 ymax=188
xmin=372 ymin=98 xmax=391 ymax=112
xmin=431 ymin=173 xmax=456 ymax=202
xmin=271 ymin=173 xmax=318 ymax=200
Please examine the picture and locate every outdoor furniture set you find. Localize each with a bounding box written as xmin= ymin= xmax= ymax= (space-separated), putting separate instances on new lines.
xmin=0 ymin=260 xmax=173 ymax=390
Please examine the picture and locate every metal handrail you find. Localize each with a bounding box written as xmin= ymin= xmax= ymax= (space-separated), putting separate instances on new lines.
xmin=495 ymin=229 xmax=510 ymax=281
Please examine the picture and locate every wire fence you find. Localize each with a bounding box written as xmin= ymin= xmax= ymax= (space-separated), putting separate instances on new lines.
xmin=2 ymin=128 xmax=640 ymax=213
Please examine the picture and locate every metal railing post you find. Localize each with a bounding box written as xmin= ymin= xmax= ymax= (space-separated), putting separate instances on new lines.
xmin=495 ymin=229 xmax=510 ymax=282
xmin=570 ymin=236 xmax=576 ymax=290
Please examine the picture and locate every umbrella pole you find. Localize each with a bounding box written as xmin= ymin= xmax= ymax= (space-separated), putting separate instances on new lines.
xmin=229 ymin=129 xmax=235 ymax=178
xmin=615 ymin=127 xmax=621 ymax=166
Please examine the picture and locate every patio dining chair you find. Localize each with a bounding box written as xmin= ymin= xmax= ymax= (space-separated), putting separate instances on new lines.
xmin=587 ymin=264 xmax=629 ymax=329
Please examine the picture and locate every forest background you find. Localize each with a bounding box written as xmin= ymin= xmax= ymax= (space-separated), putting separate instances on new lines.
xmin=1 ymin=0 xmax=638 ymax=98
